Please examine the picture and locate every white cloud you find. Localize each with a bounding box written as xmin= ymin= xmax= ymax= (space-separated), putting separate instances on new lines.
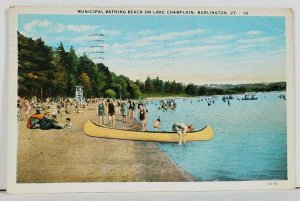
xmin=130 ymin=44 xmax=230 ymax=61
xmin=24 ymin=20 xmax=53 ymax=32
xmin=134 ymin=49 xmax=172 ymax=59
xmin=23 ymin=20 xmax=103 ymax=34
xmin=232 ymin=44 xmax=256 ymax=52
xmin=237 ymin=36 xmax=274 ymax=44
xmin=55 ymin=23 xmax=65 ymax=32
xmin=19 ymin=31 xmax=29 ymax=37
xmin=263 ymin=49 xmax=285 ymax=56
xmin=101 ymin=29 xmax=121 ymax=37
xmin=137 ymin=30 xmax=153 ymax=36
xmin=24 ymin=20 xmax=39 ymax=32
xmin=247 ymin=30 xmax=262 ymax=35
xmin=201 ymin=34 xmax=234 ymax=44
xmin=176 ymin=45 xmax=231 ymax=58
xmin=76 ymin=47 xmax=92 ymax=55
xmin=211 ymin=34 xmax=234 ymax=40
xmin=66 ymin=25 xmax=98 ymax=32
xmin=112 ymin=29 xmax=205 ymax=49
xmin=168 ymin=40 xmax=190 ymax=46
xmin=39 ymin=20 xmax=52 ymax=27
xmin=136 ymin=28 xmax=205 ymax=43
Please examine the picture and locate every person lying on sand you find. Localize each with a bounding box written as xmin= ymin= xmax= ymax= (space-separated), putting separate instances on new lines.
xmin=39 ymin=116 xmax=63 ymax=130
xmin=172 ymin=123 xmax=194 ymax=145
xmin=27 ymin=112 xmax=63 ymax=130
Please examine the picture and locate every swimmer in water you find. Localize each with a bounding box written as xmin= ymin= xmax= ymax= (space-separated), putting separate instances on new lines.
xmin=153 ymin=117 xmax=161 ymax=129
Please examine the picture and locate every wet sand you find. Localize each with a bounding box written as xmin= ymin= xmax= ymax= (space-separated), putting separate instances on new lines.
xmin=17 ymin=105 xmax=194 ymax=182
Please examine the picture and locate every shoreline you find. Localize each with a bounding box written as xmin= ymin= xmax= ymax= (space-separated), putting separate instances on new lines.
xmin=17 ymin=104 xmax=194 ymax=182
xmin=133 ymin=141 xmax=195 ymax=182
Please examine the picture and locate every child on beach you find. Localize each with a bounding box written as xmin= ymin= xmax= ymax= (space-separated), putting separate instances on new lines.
xmin=65 ymin=118 xmax=72 ymax=129
xmin=52 ymin=107 xmax=58 ymax=120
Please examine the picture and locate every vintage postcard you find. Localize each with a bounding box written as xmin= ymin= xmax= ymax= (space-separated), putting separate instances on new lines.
xmin=7 ymin=7 xmax=295 ymax=193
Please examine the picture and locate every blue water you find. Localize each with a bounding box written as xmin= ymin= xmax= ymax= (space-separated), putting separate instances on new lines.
xmin=142 ymin=92 xmax=287 ymax=181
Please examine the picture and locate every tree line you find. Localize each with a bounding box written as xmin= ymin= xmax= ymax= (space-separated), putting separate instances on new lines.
xmin=18 ymin=32 xmax=286 ymax=100
xmin=18 ymin=32 xmax=141 ymax=99
xmin=136 ymin=77 xmax=286 ymax=96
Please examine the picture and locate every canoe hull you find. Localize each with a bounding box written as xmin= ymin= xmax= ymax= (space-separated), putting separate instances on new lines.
xmin=83 ymin=120 xmax=213 ymax=142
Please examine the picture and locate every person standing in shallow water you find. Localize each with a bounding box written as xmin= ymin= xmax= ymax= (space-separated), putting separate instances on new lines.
xmin=153 ymin=117 xmax=161 ymax=129
xmin=97 ymin=99 xmax=106 ymax=125
xmin=172 ymin=123 xmax=194 ymax=145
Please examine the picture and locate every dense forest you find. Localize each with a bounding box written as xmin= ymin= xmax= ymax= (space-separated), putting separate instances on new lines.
xmin=18 ymin=32 xmax=141 ymax=99
xmin=18 ymin=32 xmax=286 ymax=100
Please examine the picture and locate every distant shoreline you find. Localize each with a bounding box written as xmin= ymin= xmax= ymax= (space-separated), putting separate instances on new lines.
xmin=142 ymin=90 xmax=286 ymax=101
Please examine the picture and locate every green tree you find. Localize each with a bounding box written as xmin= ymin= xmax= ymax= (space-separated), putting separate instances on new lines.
xmin=175 ymin=82 xmax=184 ymax=94
xmin=128 ymin=81 xmax=141 ymax=98
xmin=185 ymin=83 xmax=197 ymax=95
xmin=65 ymin=46 xmax=79 ymax=96
xmin=56 ymin=42 xmax=67 ymax=66
xmin=164 ymin=81 xmax=171 ymax=93
xmin=79 ymin=72 xmax=92 ymax=97
xmin=145 ymin=76 xmax=154 ymax=93
xmin=18 ymin=32 xmax=54 ymax=98
xmin=153 ymin=77 xmax=164 ymax=93
xmin=197 ymin=86 xmax=207 ymax=95
xmin=135 ymin=79 xmax=145 ymax=93
xmin=105 ymin=89 xmax=116 ymax=98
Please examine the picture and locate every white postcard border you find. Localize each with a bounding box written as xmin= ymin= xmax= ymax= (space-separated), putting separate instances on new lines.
xmin=7 ymin=6 xmax=296 ymax=194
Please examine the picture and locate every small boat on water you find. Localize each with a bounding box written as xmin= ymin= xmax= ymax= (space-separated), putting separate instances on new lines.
xmin=83 ymin=120 xmax=214 ymax=142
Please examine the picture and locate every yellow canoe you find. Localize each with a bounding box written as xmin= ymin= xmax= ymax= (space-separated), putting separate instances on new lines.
xmin=83 ymin=120 xmax=214 ymax=143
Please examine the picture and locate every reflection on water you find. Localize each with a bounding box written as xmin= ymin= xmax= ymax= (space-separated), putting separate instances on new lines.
xmin=143 ymin=92 xmax=287 ymax=181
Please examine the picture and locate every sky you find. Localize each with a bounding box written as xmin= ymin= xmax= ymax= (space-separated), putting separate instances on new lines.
xmin=18 ymin=14 xmax=286 ymax=85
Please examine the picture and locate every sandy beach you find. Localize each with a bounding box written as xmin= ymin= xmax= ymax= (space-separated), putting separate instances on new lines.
xmin=17 ymin=104 xmax=194 ymax=183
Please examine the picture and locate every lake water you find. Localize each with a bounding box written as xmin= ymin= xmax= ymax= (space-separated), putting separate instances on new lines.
xmin=142 ymin=92 xmax=287 ymax=181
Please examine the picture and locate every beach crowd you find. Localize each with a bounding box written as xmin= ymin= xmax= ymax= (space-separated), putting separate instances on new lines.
xmin=17 ymin=96 xmax=150 ymax=131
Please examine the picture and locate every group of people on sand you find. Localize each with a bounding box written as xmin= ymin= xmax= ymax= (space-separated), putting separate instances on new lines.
xmin=20 ymin=96 xmax=194 ymax=145
xmin=18 ymin=96 xmax=97 ymax=130
xmin=96 ymin=98 xmax=195 ymax=145
xmin=96 ymin=98 xmax=120 ymax=128
xmin=26 ymin=108 xmax=72 ymax=130
xmin=18 ymin=96 xmax=89 ymax=120
xmin=96 ymin=99 xmax=150 ymax=131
